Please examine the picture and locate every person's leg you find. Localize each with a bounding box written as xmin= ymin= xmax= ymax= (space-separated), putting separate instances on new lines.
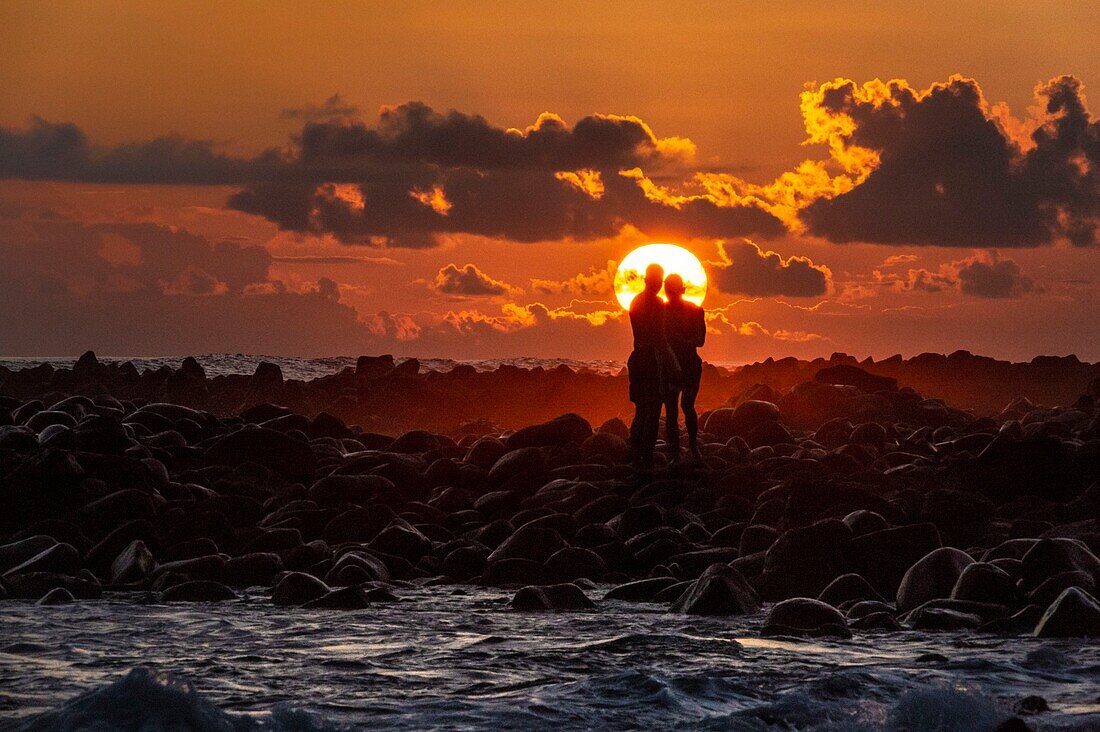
xmin=629 ymin=400 xmax=647 ymax=467
xmin=642 ymin=398 xmax=661 ymax=466
xmin=682 ymin=388 xmax=701 ymax=458
xmin=665 ymin=392 xmax=681 ymax=463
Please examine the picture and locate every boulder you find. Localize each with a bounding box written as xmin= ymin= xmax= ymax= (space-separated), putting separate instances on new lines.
xmin=203 ymin=428 xmax=315 ymax=484
xmin=669 ymin=564 xmax=761 ymax=616
xmin=1020 ymin=538 xmax=1100 ymax=594
xmin=272 ymin=572 xmax=331 ymax=606
xmin=546 ymin=546 xmax=606 ymax=582
xmin=849 ymin=523 xmax=942 ymax=598
xmin=1033 ymin=587 xmax=1100 ymax=638
xmin=486 ymin=527 xmax=567 ymax=565
xmin=950 ymin=562 xmax=1017 ymax=606
xmin=703 ymin=401 xmax=780 ymax=441
xmin=603 ymin=576 xmax=679 ymax=603
xmin=818 ymin=574 xmax=884 ymax=607
xmin=223 ymin=553 xmax=284 ymax=587
xmin=487 ymin=447 xmax=545 ymax=487
xmin=510 ymin=583 xmax=595 ymax=611
xmin=896 ymin=547 xmax=974 ymax=613
xmin=37 ymin=587 xmax=77 ymax=605
xmin=441 ymin=546 xmax=488 ymax=581
xmin=762 ymin=598 xmax=851 ymax=639
xmin=309 ymin=475 xmax=393 ymax=508
xmin=0 ymin=536 xmax=58 ymax=574
xmin=109 ymin=540 xmax=156 ymax=585
xmin=815 ymin=364 xmax=897 ymax=393
xmin=160 ymin=580 xmax=237 ymax=602
xmin=3 ymin=542 xmax=81 ymax=578
xmin=504 ymin=413 xmax=593 ymax=450
xmin=302 ymin=586 xmax=371 ymax=610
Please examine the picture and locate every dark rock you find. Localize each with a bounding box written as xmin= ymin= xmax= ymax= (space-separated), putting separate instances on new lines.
xmin=160 ymin=580 xmax=236 ymax=602
xmin=815 ymin=364 xmax=897 ymax=393
xmin=487 ymin=447 xmax=546 ymax=487
xmin=504 ymin=413 xmax=593 ymax=450
xmin=369 ymin=521 xmax=432 ymax=562
xmin=203 ymin=427 xmax=315 ymax=484
xmin=511 ymin=583 xmax=595 ymax=611
xmin=37 ymin=587 xmax=77 ymax=605
xmin=0 ymin=536 xmax=58 ymax=575
xmin=669 ymin=564 xmax=761 ymax=616
xmin=760 ymin=519 xmax=852 ymax=600
xmin=842 ymin=510 xmax=889 ymax=536
xmin=486 ymin=527 xmax=566 ymax=565
xmin=849 ymin=523 xmax=943 ymax=598
xmin=547 ymin=546 xmax=606 ymax=582
xmin=272 ymin=572 xmax=331 ymax=606
xmin=3 ymin=543 xmax=81 ymax=578
xmin=109 ymin=540 xmax=156 ymax=585
xmin=1019 ymin=538 xmax=1100 ymax=594
xmin=302 ymin=585 xmax=371 ymax=610
xmin=223 ymin=553 xmax=284 ymax=587
xmin=950 ymin=562 xmax=1017 ymax=606
xmin=603 ymin=576 xmax=679 ymax=602
xmin=762 ymin=598 xmax=852 ymax=638
xmin=1033 ymin=587 xmax=1100 ymax=638
xmin=1013 ymin=696 xmax=1050 ymax=715
xmin=442 ymin=546 xmax=487 ymax=581
xmin=738 ymin=525 xmax=779 ymax=556
xmin=703 ymin=401 xmax=780 ymax=441
xmin=896 ymin=547 xmax=974 ymax=613
xmin=478 ymin=558 xmax=554 ymax=587
xmin=818 ymin=574 xmax=884 ymax=606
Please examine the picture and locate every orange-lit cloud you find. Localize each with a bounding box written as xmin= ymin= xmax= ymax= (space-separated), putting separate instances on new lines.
xmin=708 ymin=239 xmax=831 ymax=297
xmin=432 ymin=263 xmax=521 ymax=297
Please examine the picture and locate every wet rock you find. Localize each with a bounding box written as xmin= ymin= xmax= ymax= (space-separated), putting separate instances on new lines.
xmin=0 ymin=536 xmax=59 ymax=574
xmin=37 ymin=587 xmax=77 ymax=605
xmin=1019 ymin=538 xmax=1100 ymax=594
xmin=849 ymin=523 xmax=942 ymax=598
xmin=739 ymin=525 xmax=779 ymax=556
xmin=1013 ymin=696 xmax=1050 ymax=715
xmin=6 ymin=573 xmax=101 ymax=600
xmin=272 ymin=572 xmax=330 ymax=606
xmin=3 ymin=542 xmax=81 ymax=578
xmin=903 ymin=606 xmax=984 ymax=631
xmin=223 ymin=553 xmax=284 ymax=587
xmin=486 ymin=526 xmax=567 ymax=565
xmin=760 ymin=519 xmax=852 ymax=600
xmin=159 ymin=580 xmax=237 ymax=602
xmin=547 ymin=546 xmax=606 ymax=582
xmin=511 ymin=582 xmax=595 ymax=611
xmin=842 ymin=510 xmax=889 ymax=536
xmin=302 ymin=585 xmax=371 ymax=610
xmin=950 ymin=562 xmax=1017 ymax=606
xmin=309 ymin=475 xmax=393 ymax=508
xmin=369 ymin=521 xmax=432 ymax=562
xmin=603 ymin=576 xmax=679 ymax=603
xmin=896 ymin=547 xmax=975 ymax=613
xmin=670 ymin=564 xmax=761 ymax=616
xmin=441 ymin=546 xmax=488 ymax=581
xmin=762 ymin=598 xmax=852 ymax=639
xmin=818 ymin=574 xmax=884 ymax=606
xmin=487 ymin=447 xmax=546 ymax=487
xmin=1033 ymin=587 xmax=1100 ymax=638
xmin=109 ymin=540 xmax=156 ymax=585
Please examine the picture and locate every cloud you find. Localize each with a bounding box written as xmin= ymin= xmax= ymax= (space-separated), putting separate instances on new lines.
xmin=708 ymin=239 xmax=831 ymax=297
xmin=799 ymin=75 xmax=1099 ymax=247
xmin=433 ymin=263 xmax=521 ymax=297
xmin=281 ymin=94 xmax=361 ymax=122
xmin=874 ymin=251 xmax=1038 ymax=298
xmin=531 ymin=261 xmax=615 ymax=296
xmin=0 ymin=104 xmax=783 ymax=247
xmin=956 ymin=253 xmax=1038 ymax=298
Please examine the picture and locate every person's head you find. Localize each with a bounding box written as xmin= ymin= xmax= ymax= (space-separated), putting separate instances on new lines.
xmin=664 ymin=273 xmax=685 ymax=300
xmin=644 ymin=263 xmax=664 ymax=294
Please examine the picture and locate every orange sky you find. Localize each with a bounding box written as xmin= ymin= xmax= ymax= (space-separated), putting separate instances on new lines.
xmin=1 ymin=2 xmax=1098 ymax=361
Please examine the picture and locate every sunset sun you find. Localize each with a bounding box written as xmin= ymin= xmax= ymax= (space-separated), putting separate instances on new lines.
xmin=614 ymin=243 xmax=708 ymax=310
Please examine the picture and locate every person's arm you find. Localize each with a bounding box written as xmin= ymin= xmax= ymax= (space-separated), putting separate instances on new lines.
xmin=660 ymin=306 xmax=682 ymax=380
xmin=691 ymin=307 xmax=706 ymax=348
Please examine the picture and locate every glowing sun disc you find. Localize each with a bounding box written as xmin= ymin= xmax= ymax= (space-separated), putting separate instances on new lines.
xmin=614 ymin=243 xmax=707 ymax=310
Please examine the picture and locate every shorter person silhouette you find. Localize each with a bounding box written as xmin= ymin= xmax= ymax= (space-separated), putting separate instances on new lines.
xmin=662 ymin=273 xmax=706 ymax=465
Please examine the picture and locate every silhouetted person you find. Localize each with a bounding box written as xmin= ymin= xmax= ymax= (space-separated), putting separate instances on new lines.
xmin=628 ymin=263 xmax=679 ymax=470
xmin=663 ymin=273 xmax=706 ymax=464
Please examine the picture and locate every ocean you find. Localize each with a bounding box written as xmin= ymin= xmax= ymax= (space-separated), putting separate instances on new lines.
xmin=3 ymin=586 xmax=1098 ymax=730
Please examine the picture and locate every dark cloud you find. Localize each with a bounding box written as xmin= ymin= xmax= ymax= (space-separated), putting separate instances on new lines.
xmin=0 ymin=105 xmax=784 ymax=246
xmin=433 ymin=263 xmax=519 ymax=296
xmin=801 ymin=75 xmax=1099 ymax=247
xmin=0 ymin=217 xmax=374 ymax=355
xmin=281 ymin=94 xmax=361 ymax=122
xmin=708 ymin=240 xmax=831 ymax=297
xmin=956 ymin=255 xmax=1037 ymax=298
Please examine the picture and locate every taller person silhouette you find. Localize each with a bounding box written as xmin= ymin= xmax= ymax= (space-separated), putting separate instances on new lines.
xmin=628 ymin=263 xmax=680 ymax=471
xmin=663 ymin=273 xmax=706 ymax=465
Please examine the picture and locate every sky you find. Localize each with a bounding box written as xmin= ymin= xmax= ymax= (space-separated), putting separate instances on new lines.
xmin=1 ymin=1 xmax=1098 ymax=362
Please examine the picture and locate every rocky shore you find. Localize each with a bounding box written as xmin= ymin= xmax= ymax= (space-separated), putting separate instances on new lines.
xmin=2 ymin=351 xmax=1099 ymax=652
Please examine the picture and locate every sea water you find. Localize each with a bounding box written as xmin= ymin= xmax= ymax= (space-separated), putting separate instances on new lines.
xmin=2 ymin=587 xmax=1097 ymax=730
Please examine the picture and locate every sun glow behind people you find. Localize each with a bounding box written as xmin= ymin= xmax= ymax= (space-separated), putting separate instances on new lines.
xmin=613 ymin=243 xmax=708 ymax=310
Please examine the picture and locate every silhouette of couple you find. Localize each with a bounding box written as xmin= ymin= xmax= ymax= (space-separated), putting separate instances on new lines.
xmin=628 ymin=263 xmax=706 ymax=471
